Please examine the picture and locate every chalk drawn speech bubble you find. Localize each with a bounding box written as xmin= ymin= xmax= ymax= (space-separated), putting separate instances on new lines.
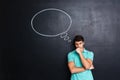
xmin=31 ymin=8 xmax=72 ymax=42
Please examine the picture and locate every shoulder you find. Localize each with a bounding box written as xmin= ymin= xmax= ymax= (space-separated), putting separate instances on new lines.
xmin=68 ymin=50 xmax=76 ymax=56
xmin=85 ymin=49 xmax=94 ymax=55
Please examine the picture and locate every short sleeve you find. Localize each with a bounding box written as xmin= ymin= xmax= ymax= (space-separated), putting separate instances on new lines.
xmin=68 ymin=53 xmax=74 ymax=62
xmin=87 ymin=51 xmax=94 ymax=61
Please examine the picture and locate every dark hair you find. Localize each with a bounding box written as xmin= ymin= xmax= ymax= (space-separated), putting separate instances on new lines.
xmin=72 ymin=35 xmax=84 ymax=49
xmin=73 ymin=35 xmax=84 ymax=43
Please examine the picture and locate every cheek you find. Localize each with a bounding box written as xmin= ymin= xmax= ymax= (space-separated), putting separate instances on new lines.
xmin=79 ymin=44 xmax=84 ymax=47
xmin=81 ymin=44 xmax=84 ymax=47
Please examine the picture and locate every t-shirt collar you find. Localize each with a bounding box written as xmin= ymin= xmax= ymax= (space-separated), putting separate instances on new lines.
xmin=83 ymin=48 xmax=87 ymax=53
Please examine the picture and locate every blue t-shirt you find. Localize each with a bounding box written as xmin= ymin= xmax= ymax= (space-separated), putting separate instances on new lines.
xmin=68 ymin=48 xmax=94 ymax=80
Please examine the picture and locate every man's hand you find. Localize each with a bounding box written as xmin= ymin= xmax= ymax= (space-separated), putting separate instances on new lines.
xmin=89 ymin=65 xmax=94 ymax=70
xmin=76 ymin=48 xmax=84 ymax=55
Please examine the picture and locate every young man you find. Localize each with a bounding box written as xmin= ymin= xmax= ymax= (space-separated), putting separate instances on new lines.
xmin=68 ymin=35 xmax=94 ymax=80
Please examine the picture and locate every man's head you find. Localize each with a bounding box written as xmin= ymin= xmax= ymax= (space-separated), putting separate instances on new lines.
xmin=73 ymin=35 xmax=85 ymax=48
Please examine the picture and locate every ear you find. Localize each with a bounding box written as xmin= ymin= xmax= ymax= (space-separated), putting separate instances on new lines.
xmin=83 ymin=42 xmax=85 ymax=45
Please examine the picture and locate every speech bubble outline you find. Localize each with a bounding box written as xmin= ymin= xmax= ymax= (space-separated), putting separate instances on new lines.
xmin=31 ymin=8 xmax=72 ymax=42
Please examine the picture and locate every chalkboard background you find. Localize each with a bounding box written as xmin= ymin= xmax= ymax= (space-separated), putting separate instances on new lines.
xmin=1 ymin=0 xmax=120 ymax=80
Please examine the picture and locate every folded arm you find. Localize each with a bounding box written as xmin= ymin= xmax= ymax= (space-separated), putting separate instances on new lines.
xmin=68 ymin=61 xmax=86 ymax=74
xmin=76 ymin=48 xmax=94 ymax=70
xmin=79 ymin=53 xmax=94 ymax=69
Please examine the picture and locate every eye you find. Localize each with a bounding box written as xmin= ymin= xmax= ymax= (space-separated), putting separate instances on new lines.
xmin=75 ymin=44 xmax=79 ymax=46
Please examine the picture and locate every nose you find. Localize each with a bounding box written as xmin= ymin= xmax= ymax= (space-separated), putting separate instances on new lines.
xmin=78 ymin=44 xmax=81 ymax=47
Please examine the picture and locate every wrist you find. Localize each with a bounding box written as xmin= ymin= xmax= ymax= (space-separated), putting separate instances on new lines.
xmin=78 ymin=52 xmax=82 ymax=55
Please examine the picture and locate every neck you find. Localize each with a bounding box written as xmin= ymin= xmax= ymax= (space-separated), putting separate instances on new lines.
xmin=76 ymin=47 xmax=84 ymax=50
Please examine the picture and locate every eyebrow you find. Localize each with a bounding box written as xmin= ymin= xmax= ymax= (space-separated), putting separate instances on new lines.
xmin=75 ymin=42 xmax=82 ymax=44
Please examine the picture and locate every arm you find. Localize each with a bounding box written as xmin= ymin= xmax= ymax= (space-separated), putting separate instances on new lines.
xmin=79 ymin=53 xmax=91 ymax=69
xmin=68 ymin=61 xmax=86 ymax=74
xmin=86 ymin=59 xmax=94 ymax=69
xmin=76 ymin=48 xmax=94 ymax=70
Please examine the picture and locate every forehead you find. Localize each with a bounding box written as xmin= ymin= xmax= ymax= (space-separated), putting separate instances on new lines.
xmin=75 ymin=41 xmax=84 ymax=44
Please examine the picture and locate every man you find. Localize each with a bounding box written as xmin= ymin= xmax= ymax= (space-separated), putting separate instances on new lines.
xmin=68 ymin=35 xmax=94 ymax=80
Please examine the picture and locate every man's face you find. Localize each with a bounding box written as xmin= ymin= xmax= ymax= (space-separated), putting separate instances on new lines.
xmin=75 ymin=41 xmax=84 ymax=48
